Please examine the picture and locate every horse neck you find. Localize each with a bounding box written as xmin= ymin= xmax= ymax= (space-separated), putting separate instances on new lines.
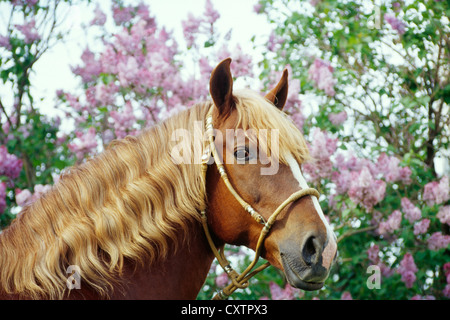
xmin=2 ymin=225 xmax=214 ymax=300
xmin=108 ymin=221 xmax=215 ymax=300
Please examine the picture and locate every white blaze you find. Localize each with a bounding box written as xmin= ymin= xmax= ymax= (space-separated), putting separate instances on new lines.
xmin=285 ymin=154 xmax=337 ymax=268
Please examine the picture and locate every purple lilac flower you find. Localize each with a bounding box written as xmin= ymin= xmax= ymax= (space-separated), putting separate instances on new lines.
xmin=0 ymin=182 xmax=6 ymax=215
xmin=397 ymin=253 xmax=417 ymax=288
xmin=423 ymin=176 xmax=449 ymax=206
xmin=367 ymin=244 xmax=380 ymax=264
xmin=110 ymin=101 xmax=137 ymax=139
xmin=253 ymin=3 xmax=263 ymax=14
xmin=215 ymin=272 xmax=229 ymax=287
xmin=348 ymin=167 xmax=386 ymax=212
xmin=0 ymin=146 xmax=23 ymax=180
xmin=307 ymin=58 xmax=336 ymax=96
xmin=413 ymin=219 xmax=430 ymax=235
xmin=15 ymin=19 xmax=41 ymax=43
xmin=68 ymin=127 xmax=98 ymax=159
xmin=112 ymin=3 xmax=134 ymax=25
xmin=267 ymin=31 xmax=284 ymax=52
xmin=437 ymin=205 xmax=450 ymax=225
xmin=90 ymin=4 xmax=107 ymax=26
xmin=384 ymin=13 xmax=406 ymax=35
xmin=401 ymin=197 xmax=421 ymax=223
xmin=376 ymin=153 xmax=412 ymax=184
xmin=328 ymin=111 xmax=347 ymax=125
xmin=268 ymin=282 xmax=302 ymax=300
xmin=341 ymin=291 xmax=353 ymax=300
xmin=204 ymin=0 xmax=220 ymax=25
xmin=182 ymin=13 xmax=203 ymax=48
xmin=15 ymin=188 xmax=33 ymax=207
xmin=0 ymin=35 xmax=11 ymax=50
xmin=443 ymin=263 xmax=450 ymax=298
xmin=302 ymin=128 xmax=338 ymax=182
xmin=378 ymin=210 xmax=402 ymax=235
xmin=427 ymin=232 xmax=450 ymax=251
xmin=72 ymin=48 xmax=102 ymax=83
xmin=411 ymin=295 xmax=436 ymax=300
xmin=12 ymin=0 xmax=38 ymax=6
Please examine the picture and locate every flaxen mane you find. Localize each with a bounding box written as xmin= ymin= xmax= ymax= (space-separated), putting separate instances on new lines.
xmin=230 ymin=90 xmax=310 ymax=165
xmin=0 ymin=90 xmax=309 ymax=299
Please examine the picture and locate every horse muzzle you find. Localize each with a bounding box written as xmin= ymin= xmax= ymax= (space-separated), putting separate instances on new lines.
xmin=279 ymin=232 xmax=337 ymax=291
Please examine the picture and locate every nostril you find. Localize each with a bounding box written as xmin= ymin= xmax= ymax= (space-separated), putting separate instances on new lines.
xmin=302 ymin=236 xmax=320 ymax=266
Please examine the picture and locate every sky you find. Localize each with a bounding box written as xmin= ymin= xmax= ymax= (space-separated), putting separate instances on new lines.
xmin=29 ymin=0 xmax=270 ymax=116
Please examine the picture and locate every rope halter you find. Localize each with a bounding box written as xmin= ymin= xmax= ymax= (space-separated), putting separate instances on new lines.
xmin=199 ymin=107 xmax=320 ymax=300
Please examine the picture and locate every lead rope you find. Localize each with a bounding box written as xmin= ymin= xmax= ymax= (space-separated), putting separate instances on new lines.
xmin=200 ymin=108 xmax=320 ymax=300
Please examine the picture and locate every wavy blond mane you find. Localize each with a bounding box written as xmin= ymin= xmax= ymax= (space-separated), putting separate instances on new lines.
xmin=0 ymin=91 xmax=309 ymax=299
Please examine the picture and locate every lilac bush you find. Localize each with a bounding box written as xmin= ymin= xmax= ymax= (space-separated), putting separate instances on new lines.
xmin=57 ymin=0 xmax=254 ymax=162
xmin=256 ymin=0 xmax=449 ymax=300
xmin=0 ymin=0 xmax=77 ymax=226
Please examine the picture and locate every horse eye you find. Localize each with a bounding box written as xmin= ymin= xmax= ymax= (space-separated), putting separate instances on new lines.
xmin=234 ymin=147 xmax=250 ymax=162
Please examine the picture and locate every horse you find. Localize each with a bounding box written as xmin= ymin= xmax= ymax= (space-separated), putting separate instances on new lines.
xmin=0 ymin=58 xmax=337 ymax=300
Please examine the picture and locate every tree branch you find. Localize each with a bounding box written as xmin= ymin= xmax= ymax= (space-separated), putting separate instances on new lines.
xmin=0 ymin=99 xmax=13 ymax=128
xmin=337 ymin=226 xmax=377 ymax=243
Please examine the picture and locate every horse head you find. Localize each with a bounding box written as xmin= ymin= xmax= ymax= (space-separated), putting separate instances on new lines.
xmin=204 ymin=58 xmax=337 ymax=292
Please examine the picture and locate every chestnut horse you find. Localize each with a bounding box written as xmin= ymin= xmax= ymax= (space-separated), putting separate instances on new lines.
xmin=0 ymin=58 xmax=336 ymax=299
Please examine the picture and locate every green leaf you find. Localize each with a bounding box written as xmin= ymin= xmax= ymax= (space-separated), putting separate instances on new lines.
xmin=408 ymin=122 xmax=421 ymax=134
xmin=204 ymin=40 xmax=215 ymax=48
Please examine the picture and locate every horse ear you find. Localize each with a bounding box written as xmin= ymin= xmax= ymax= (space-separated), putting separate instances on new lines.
xmin=265 ymin=69 xmax=289 ymax=110
xmin=210 ymin=58 xmax=235 ymax=115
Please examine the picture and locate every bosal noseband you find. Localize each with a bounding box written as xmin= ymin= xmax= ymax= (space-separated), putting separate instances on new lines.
xmin=200 ymin=106 xmax=320 ymax=300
